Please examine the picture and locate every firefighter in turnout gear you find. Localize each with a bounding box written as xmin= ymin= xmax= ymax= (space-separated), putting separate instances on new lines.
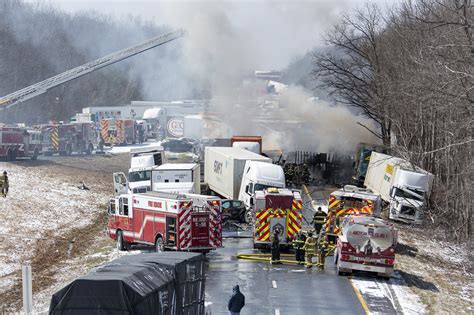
xmin=271 ymin=230 xmax=282 ymax=264
xmin=303 ymin=232 xmax=317 ymax=268
xmin=292 ymin=230 xmax=307 ymax=265
xmin=317 ymin=232 xmax=329 ymax=269
xmin=0 ymin=171 xmax=9 ymax=197
xmin=311 ymin=207 xmax=327 ymax=235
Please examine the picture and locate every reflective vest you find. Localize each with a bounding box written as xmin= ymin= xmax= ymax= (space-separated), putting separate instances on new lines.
xmin=292 ymin=238 xmax=305 ymax=250
xmin=313 ymin=211 xmax=326 ymax=224
xmin=303 ymin=237 xmax=317 ymax=254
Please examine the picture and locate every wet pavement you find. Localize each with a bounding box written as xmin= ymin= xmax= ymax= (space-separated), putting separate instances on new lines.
xmin=205 ymin=238 xmax=365 ymax=315
xmin=204 ymin=185 xmax=365 ymax=315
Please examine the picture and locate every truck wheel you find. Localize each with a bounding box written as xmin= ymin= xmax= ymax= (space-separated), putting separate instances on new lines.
xmin=155 ymin=236 xmax=164 ymax=252
xmin=31 ymin=148 xmax=39 ymax=160
xmin=117 ymin=231 xmax=126 ymax=251
xmin=244 ymin=210 xmax=252 ymax=224
xmin=86 ymin=144 xmax=93 ymax=155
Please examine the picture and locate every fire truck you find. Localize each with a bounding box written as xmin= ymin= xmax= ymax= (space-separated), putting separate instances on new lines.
xmin=334 ymin=215 xmax=397 ymax=278
xmin=41 ymin=123 xmax=97 ymax=156
xmin=0 ymin=126 xmax=42 ymax=160
xmin=325 ymin=185 xmax=382 ymax=243
xmin=100 ymin=118 xmax=135 ymax=146
xmin=107 ymin=191 xmax=222 ymax=252
xmin=252 ymin=188 xmax=303 ymax=249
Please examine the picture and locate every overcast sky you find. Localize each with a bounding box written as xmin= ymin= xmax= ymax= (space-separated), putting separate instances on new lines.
xmin=31 ymin=0 xmax=398 ymax=69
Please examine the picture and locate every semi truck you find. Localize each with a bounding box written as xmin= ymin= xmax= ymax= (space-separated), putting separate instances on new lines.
xmin=204 ymin=147 xmax=285 ymax=212
xmin=107 ymin=191 xmax=222 ymax=253
xmin=364 ymin=152 xmax=434 ymax=224
xmin=352 ymin=143 xmax=384 ymax=187
xmin=252 ymin=187 xmax=303 ymax=249
xmin=113 ymin=146 xmax=165 ymax=194
xmin=334 ymin=215 xmax=397 ymax=278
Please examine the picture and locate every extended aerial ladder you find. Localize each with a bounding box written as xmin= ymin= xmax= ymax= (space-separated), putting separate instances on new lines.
xmin=0 ymin=29 xmax=184 ymax=109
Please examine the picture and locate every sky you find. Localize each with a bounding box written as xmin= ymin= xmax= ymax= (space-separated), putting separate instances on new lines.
xmin=34 ymin=0 xmax=399 ymax=69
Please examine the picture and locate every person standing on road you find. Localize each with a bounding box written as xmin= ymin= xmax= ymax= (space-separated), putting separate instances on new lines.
xmin=303 ymin=232 xmax=317 ymax=268
xmin=317 ymin=232 xmax=329 ymax=270
xmin=271 ymin=230 xmax=281 ymax=264
xmin=292 ymin=230 xmax=306 ymax=265
xmin=311 ymin=207 xmax=327 ymax=235
xmin=0 ymin=171 xmax=9 ymax=197
xmin=228 ymin=284 xmax=245 ymax=315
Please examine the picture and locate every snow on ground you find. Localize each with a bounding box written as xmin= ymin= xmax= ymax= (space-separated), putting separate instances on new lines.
xmin=352 ymin=272 xmax=426 ymax=315
xmin=0 ymin=160 xmax=110 ymax=311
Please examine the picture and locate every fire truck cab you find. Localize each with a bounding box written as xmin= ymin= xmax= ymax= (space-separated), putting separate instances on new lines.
xmin=0 ymin=126 xmax=42 ymax=160
xmin=252 ymin=188 xmax=303 ymax=249
xmin=325 ymin=185 xmax=382 ymax=243
xmin=107 ymin=191 xmax=222 ymax=253
xmin=334 ymin=215 xmax=397 ymax=278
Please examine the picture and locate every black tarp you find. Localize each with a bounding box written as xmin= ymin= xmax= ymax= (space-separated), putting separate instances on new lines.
xmin=49 ymin=252 xmax=204 ymax=315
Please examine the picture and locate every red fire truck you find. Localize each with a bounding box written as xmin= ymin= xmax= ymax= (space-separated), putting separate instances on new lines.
xmin=40 ymin=123 xmax=97 ymax=155
xmin=107 ymin=191 xmax=222 ymax=252
xmin=252 ymin=188 xmax=303 ymax=249
xmin=334 ymin=215 xmax=398 ymax=278
xmin=0 ymin=126 xmax=42 ymax=160
xmin=100 ymin=118 xmax=136 ymax=146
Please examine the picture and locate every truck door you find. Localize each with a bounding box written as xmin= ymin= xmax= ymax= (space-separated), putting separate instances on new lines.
xmin=118 ymin=196 xmax=133 ymax=235
xmin=166 ymin=216 xmax=177 ymax=246
xmin=191 ymin=212 xmax=210 ymax=248
xmin=113 ymin=172 xmax=128 ymax=195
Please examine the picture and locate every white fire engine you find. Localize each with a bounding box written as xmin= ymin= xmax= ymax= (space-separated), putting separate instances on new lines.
xmin=334 ymin=215 xmax=398 ymax=278
xmin=107 ymin=191 xmax=222 ymax=252
xmin=252 ymin=188 xmax=303 ymax=249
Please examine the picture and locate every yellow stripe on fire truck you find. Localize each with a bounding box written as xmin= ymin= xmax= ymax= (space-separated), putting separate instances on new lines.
xmin=51 ymin=126 xmax=59 ymax=150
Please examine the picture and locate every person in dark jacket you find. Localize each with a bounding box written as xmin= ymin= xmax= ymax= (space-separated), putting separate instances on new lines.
xmin=228 ymin=285 xmax=245 ymax=315
xmin=271 ymin=230 xmax=281 ymax=264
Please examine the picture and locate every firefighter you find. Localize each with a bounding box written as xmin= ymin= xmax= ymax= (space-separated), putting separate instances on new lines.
xmin=0 ymin=171 xmax=8 ymax=197
xmin=303 ymin=232 xmax=317 ymax=268
xmin=311 ymin=206 xmax=327 ymax=235
xmin=271 ymin=230 xmax=281 ymax=264
xmin=138 ymin=127 xmax=145 ymax=144
xmin=292 ymin=230 xmax=306 ymax=265
xmin=317 ymin=231 xmax=329 ymax=270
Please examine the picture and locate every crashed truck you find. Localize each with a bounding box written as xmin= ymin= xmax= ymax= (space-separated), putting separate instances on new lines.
xmin=108 ymin=191 xmax=222 ymax=253
xmin=334 ymin=215 xmax=398 ymax=278
xmin=49 ymin=252 xmax=205 ymax=315
xmin=252 ymin=187 xmax=303 ymax=249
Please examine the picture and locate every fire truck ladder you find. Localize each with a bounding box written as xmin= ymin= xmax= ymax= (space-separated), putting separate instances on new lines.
xmin=0 ymin=29 xmax=184 ymax=109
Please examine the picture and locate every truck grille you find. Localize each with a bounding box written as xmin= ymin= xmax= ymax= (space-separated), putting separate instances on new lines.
xmin=400 ymin=206 xmax=416 ymax=216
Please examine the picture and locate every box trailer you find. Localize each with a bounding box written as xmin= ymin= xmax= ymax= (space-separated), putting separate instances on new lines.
xmin=151 ymin=163 xmax=201 ymax=194
xmin=204 ymin=147 xmax=272 ymax=200
xmin=364 ymin=152 xmax=434 ymax=224
xmin=49 ymin=252 xmax=205 ymax=315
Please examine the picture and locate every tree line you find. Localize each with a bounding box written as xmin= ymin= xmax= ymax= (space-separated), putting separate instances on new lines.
xmin=313 ymin=0 xmax=473 ymax=241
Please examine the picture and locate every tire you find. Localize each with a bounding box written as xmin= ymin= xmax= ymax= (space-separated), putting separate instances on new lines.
xmin=155 ymin=236 xmax=164 ymax=252
xmin=117 ymin=230 xmax=125 ymax=251
xmin=31 ymin=148 xmax=39 ymax=160
xmin=244 ymin=210 xmax=252 ymax=224
xmin=86 ymin=143 xmax=93 ymax=155
xmin=44 ymin=151 xmax=52 ymax=157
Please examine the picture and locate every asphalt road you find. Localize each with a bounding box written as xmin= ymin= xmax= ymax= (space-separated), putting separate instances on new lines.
xmin=204 ymin=185 xmax=365 ymax=315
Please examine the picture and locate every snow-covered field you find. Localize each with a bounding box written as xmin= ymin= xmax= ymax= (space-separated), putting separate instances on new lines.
xmin=0 ymin=158 xmax=112 ymax=312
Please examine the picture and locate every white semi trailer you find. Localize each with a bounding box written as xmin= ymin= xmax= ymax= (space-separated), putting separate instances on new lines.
xmin=204 ymin=147 xmax=285 ymax=212
xmin=364 ymin=152 xmax=434 ymax=224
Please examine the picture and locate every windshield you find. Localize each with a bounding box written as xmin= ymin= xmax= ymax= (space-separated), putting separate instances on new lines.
xmin=254 ymin=184 xmax=280 ymax=192
xmin=394 ymin=188 xmax=423 ymax=201
xmin=129 ymin=170 xmax=151 ymax=182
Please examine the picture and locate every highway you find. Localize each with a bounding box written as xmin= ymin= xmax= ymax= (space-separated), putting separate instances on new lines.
xmin=204 ymin=185 xmax=370 ymax=315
